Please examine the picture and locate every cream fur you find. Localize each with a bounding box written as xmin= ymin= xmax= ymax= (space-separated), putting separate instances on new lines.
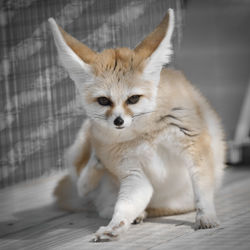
xmin=49 ymin=9 xmax=226 ymax=242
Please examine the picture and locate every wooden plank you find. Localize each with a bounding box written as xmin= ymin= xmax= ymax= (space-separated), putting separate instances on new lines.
xmin=0 ymin=172 xmax=67 ymax=236
xmin=0 ymin=168 xmax=250 ymax=249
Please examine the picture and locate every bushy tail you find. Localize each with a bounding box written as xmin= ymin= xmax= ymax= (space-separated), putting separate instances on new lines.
xmin=146 ymin=207 xmax=195 ymax=218
xmin=53 ymin=175 xmax=93 ymax=212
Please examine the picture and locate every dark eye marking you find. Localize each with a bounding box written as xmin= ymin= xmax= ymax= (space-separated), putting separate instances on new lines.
xmin=97 ymin=96 xmax=112 ymax=106
xmin=126 ymin=95 xmax=141 ymax=105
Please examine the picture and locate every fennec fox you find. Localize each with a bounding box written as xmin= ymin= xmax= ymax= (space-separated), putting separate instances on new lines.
xmin=49 ymin=9 xmax=225 ymax=242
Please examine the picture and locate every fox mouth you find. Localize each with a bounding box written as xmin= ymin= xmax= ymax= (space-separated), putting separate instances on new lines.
xmin=116 ymin=126 xmax=125 ymax=130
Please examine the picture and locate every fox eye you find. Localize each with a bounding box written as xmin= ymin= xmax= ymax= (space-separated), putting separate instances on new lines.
xmin=97 ymin=96 xmax=112 ymax=106
xmin=126 ymin=95 xmax=141 ymax=105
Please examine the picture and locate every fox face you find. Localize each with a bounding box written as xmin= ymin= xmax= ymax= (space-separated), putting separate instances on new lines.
xmin=84 ymin=78 xmax=157 ymax=130
xmin=49 ymin=10 xmax=174 ymax=130
xmin=81 ymin=49 xmax=158 ymax=130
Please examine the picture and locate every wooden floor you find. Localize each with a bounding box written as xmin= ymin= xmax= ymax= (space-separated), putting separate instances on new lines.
xmin=1 ymin=167 xmax=250 ymax=250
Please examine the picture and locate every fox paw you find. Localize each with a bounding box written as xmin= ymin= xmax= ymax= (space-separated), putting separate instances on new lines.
xmin=194 ymin=212 xmax=220 ymax=230
xmin=92 ymin=221 xmax=128 ymax=242
xmin=132 ymin=211 xmax=147 ymax=224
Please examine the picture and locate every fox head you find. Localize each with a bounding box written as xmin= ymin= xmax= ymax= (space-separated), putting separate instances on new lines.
xmin=49 ymin=9 xmax=174 ymax=130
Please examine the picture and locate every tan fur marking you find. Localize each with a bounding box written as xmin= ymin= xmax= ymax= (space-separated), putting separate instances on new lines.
xmin=53 ymin=175 xmax=70 ymax=199
xmin=112 ymin=221 xmax=125 ymax=231
xmin=123 ymin=102 xmax=133 ymax=116
xmin=105 ymin=105 xmax=115 ymax=118
xmin=57 ymin=25 xmax=145 ymax=78
xmin=53 ymin=175 xmax=76 ymax=212
xmin=85 ymin=95 xmax=97 ymax=105
xmin=74 ymin=139 xmax=91 ymax=176
xmin=92 ymin=48 xmax=141 ymax=77
xmin=134 ymin=12 xmax=170 ymax=61
xmin=146 ymin=207 xmax=195 ymax=218
xmin=188 ymin=130 xmax=215 ymax=183
xmin=58 ymin=25 xmax=97 ymax=64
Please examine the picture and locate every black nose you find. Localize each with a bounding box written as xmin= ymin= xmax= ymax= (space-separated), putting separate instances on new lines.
xmin=114 ymin=116 xmax=124 ymax=126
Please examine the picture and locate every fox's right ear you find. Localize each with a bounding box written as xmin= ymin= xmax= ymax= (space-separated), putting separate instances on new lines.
xmin=48 ymin=18 xmax=97 ymax=90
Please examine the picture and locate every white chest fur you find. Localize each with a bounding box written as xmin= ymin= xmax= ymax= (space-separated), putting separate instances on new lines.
xmin=93 ymin=123 xmax=193 ymax=201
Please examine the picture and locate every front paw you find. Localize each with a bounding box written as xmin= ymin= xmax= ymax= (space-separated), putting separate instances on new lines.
xmin=195 ymin=212 xmax=220 ymax=230
xmin=92 ymin=221 xmax=128 ymax=242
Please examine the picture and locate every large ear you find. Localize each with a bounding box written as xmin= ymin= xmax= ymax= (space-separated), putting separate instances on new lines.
xmin=134 ymin=9 xmax=174 ymax=83
xmin=48 ymin=18 xmax=97 ymax=90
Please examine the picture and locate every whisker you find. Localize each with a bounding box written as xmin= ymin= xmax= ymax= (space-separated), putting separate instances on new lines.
xmin=94 ymin=115 xmax=106 ymax=118
xmin=92 ymin=116 xmax=106 ymax=121
xmin=89 ymin=113 xmax=105 ymax=118
xmin=87 ymin=112 xmax=107 ymax=121
xmin=132 ymin=111 xmax=155 ymax=119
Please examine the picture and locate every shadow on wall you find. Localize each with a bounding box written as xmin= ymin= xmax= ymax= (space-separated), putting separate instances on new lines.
xmin=175 ymin=0 xmax=250 ymax=143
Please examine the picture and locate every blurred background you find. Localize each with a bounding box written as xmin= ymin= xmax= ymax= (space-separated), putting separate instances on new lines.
xmin=0 ymin=0 xmax=249 ymax=188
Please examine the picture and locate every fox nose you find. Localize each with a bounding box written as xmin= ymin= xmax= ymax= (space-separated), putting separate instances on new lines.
xmin=114 ymin=116 xmax=124 ymax=126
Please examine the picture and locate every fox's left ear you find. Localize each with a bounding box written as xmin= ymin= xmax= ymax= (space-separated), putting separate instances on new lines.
xmin=134 ymin=9 xmax=174 ymax=84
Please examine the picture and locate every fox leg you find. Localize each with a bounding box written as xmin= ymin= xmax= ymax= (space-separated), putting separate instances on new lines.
xmin=186 ymin=144 xmax=219 ymax=229
xmin=93 ymin=167 xmax=153 ymax=242
xmin=77 ymin=151 xmax=104 ymax=197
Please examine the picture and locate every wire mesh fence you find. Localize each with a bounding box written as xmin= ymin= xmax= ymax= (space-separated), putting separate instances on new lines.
xmin=0 ymin=0 xmax=185 ymax=187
